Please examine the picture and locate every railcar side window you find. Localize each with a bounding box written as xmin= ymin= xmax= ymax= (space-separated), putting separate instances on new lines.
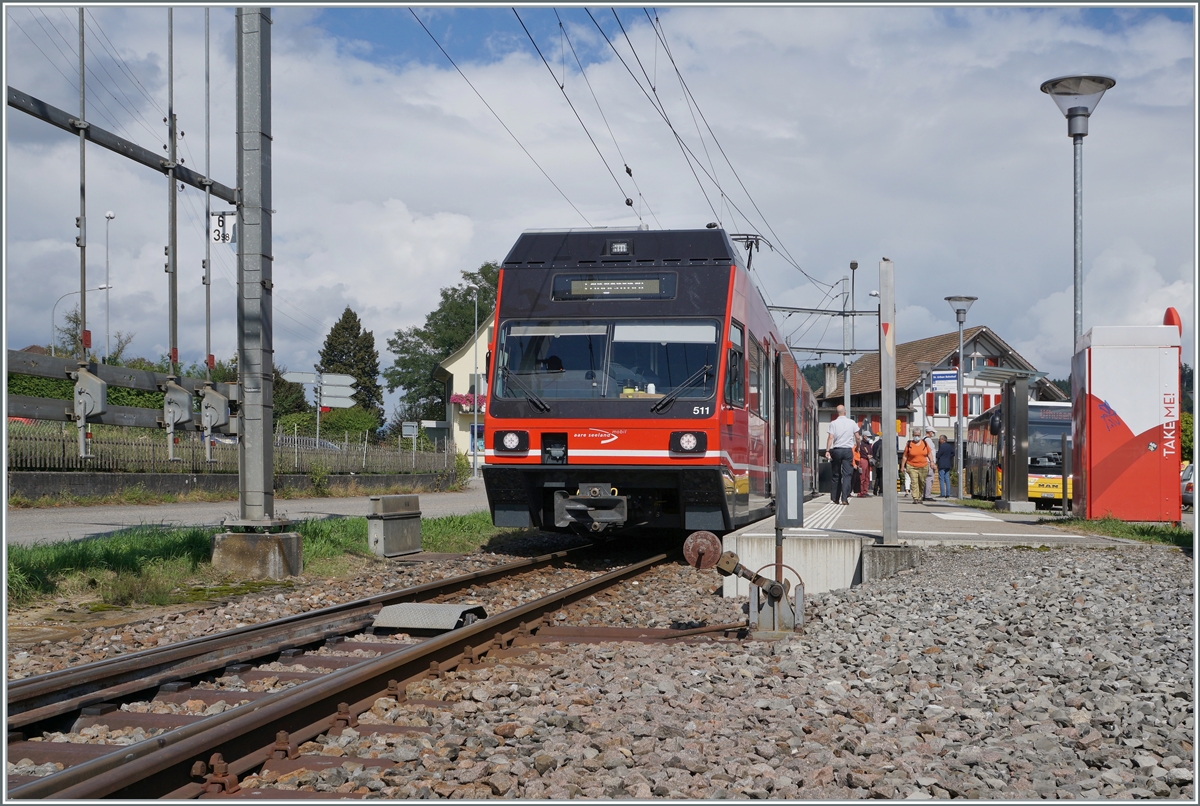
xmin=725 ymin=322 xmax=745 ymax=408
xmin=747 ymin=334 xmax=761 ymax=415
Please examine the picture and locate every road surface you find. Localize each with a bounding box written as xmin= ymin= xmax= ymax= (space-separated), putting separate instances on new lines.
xmin=5 ymin=479 xmax=490 ymax=547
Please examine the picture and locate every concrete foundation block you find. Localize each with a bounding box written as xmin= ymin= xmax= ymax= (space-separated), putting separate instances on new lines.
xmin=995 ymin=500 xmax=1037 ymax=513
xmin=861 ymin=544 xmax=921 ymax=582
xmin=721 ymin=533 xmax=866 ymax=596
xmin=211 ymin=532 xmax=302 ymax=579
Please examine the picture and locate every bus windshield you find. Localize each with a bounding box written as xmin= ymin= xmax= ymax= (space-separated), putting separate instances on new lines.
xmin=1029 ymin=422 xmax=1071 ymax=472
xmin=1029 ymin=405 xmax=1072 ymax=473
xmin=494 ymin=319 xmax=719 ymax=400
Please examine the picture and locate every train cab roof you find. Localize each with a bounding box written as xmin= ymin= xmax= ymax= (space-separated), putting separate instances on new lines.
xmin=502 ymin=227 xmax=744 ymax=270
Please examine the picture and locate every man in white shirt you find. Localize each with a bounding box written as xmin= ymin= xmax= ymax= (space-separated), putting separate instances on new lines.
xmin=825 ymin=405 xmax=860 ymax=505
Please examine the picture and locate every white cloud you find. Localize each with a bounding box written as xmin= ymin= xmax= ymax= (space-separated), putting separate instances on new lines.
xmin=4 ymin=6 xmax=1193 ymax=414
xmin=1012 ymin=237 xmax=1194 ymax=374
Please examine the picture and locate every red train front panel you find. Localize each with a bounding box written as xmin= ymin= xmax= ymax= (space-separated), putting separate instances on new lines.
xmin=481 ymin=227 xmax=816 ymax=535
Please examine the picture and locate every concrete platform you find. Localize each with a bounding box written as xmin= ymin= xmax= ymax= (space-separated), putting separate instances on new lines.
xmin=718 ymin=493 xmax=1127 ymax=598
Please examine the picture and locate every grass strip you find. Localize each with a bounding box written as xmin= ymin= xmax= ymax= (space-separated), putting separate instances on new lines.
xmin=1043 ymin=516 xmax=1193 ymax=548
xmin=6 ymin=510 xmax=511 ymax=608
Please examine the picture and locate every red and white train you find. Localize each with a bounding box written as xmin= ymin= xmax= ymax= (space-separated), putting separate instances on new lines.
xmin=481 ymin=227 xmax=818 ymax=536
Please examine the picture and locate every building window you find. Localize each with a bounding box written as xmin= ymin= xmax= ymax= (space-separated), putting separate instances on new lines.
xmin=968 ymin=393 xmax=982 ymax=416
xmin=934 ymin=393 xmax=949 ymax=415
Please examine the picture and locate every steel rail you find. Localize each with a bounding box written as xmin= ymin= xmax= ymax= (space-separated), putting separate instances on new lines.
xmin=12 ymin=551 xmax=672 ymax=799
xmin=8 ymin=542 xmax=595 ymax=731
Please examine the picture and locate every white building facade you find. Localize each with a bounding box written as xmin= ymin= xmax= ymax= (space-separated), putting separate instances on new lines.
xmin=434 ymin=318 xmax=493 ymax=458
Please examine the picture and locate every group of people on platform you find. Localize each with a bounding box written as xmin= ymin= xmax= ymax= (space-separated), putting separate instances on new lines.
xmin=823 ymin=405 xmax=958 ymax=505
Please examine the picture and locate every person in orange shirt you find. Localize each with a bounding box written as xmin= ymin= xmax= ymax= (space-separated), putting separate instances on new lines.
xmin=901 ymin=434 xmax=932 ymax=503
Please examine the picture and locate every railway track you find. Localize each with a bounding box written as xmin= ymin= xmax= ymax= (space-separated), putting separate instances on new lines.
xmin=7 ymin=545 xmax=739 ymax=799
xmin=7 ymin=543 xmax=596 ymax=737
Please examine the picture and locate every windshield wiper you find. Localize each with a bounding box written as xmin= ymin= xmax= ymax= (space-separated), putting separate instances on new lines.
xmin=650 ymin=364 xmax=713 ymax=414
xmin=500 ymin=366 xmax=551 ymax=413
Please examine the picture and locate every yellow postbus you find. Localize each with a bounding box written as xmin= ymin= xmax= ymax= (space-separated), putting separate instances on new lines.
xmin=965 ymin=401 xmax=1073 ymax=509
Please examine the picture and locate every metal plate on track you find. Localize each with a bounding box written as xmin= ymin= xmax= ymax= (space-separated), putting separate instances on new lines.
xmin=373 ymin=603 xmax=487 ymax=632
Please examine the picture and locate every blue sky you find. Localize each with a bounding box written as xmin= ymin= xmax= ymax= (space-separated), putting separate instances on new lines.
xmin=316 ymin=7 xmax=688 ymax=70
xmin=4 ymin=5 xmax=1195 ymax=415
xmin=318 ymin=6 xmax=1195 ymax=68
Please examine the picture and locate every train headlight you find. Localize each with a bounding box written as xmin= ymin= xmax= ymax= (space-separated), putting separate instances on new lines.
xmin=493 ymin=430 xmax=529 ymax=452
xmin=670 ymin=431 xmax=707 ymax=454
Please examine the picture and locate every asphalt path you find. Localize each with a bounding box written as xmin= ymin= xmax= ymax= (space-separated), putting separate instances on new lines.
xmin=5 ymin=479 xmax=491 ymax=547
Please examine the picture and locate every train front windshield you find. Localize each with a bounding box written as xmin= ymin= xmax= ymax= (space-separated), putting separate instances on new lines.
xmin=494 ymin=319 xmax=719 ymax=401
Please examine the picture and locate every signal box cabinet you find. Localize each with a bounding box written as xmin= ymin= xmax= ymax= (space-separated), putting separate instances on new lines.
xmin=367 ymin=495 xmax=422 ymax=557
xmin=1070 ymin=322 xmax=1182 ymax=522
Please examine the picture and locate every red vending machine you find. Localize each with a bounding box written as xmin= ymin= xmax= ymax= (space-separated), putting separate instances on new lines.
xmin=1070 ymin=309 xmax=1183 ymax=521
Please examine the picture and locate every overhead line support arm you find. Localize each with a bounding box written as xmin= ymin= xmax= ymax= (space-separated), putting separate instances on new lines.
xmin=7 ymin=86 xmax=238 ymax=205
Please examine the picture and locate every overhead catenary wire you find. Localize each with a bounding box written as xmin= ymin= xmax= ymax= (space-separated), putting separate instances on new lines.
xmin=512 ymin=8 xmax=639 ymax=221
xmin=21 ymin=9 xmax=158 ymax=151
xmin=646 ymin=8 xmax=834 ymax=292
xmin=69 ymin=7 xmax=165 ymax=147
xmin=10 ymin=15 xmax=80 ymax=95
xmin=588 ymin=8 xmax=719 ymax=224
xmin=85 ymin=8 xmax=167 ymax=118
xmin=554 ymin=9 xmax=662 ymax=229
xmin=409 ymin=9 xmax=593 ymax=227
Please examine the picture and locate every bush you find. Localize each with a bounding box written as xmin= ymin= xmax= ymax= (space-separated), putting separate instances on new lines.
xmin=278 ymin=406 xmax=379 ymax=444
xmin=308 ymin=463 xmax=331 ymax=495
xmin=454 ymin=451 xmax=472 ymax=487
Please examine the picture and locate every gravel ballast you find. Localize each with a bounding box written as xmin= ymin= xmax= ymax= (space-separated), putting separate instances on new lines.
xmin=7 ymin=541 xmax=1194 ymax=799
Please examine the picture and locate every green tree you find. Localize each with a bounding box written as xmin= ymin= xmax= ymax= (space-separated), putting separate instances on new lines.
xmin=383 ymin=261 xmax=499 ymax=421
xmin=1182 ymin=363 xmax=1193 ymax=415
xmin=317 ymin=307 xmax=383 ymax=424
xmin=54 ymin=303 xmax=134 ymax=363
xmin=1182 ymin=411 xmax=1193 ymax=463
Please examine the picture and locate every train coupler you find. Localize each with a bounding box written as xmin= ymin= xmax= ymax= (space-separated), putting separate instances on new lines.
xmin=552 ymin=483 xmax=628 ymax=530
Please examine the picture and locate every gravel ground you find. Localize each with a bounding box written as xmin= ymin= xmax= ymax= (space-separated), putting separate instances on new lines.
xmin=8 ymin=540 xmax=1194 ymax=799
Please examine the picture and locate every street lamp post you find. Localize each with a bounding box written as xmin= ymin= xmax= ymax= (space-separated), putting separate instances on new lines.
xmin=945 ymin=296 xmax=977 ymax=500
xmin=1040 ymin=74 xmax=1115 ymax=353
xmin=52 ymin=285 xmax=112 ymax=357
xmin=916 ymin=361 xmax=934 ymax=434
xmin=105 ymin=211 xmax=115 ymax=362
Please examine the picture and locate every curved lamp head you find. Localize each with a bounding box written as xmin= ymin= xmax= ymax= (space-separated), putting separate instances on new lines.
xmin=945 ymin=295 xmax=978 ymax=325
xmin=915 ymin=361 xmax=934 ymax=379
xmin=1041 ymin=75 xmax=1115 ymax=137
xmin=105 ymin=211 xmax=116 ymax=220
xmin=1040 ymin=74 xmax=1116 ymax=116
xmin=944 ymin=295 xmax=977 ymax=314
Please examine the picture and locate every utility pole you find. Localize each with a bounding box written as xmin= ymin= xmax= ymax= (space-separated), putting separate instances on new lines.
xmin=231 ymin=7 xmax=280 ymax=528
xmin=879 ymin=259 xmax=898 ymax=545
xmin=166 ymin=9 xmax=179 ymax=375
xmin=76 ymin=7 xmax=87 ymax=362
xmin=204 ymin=7 xmax=213 ymax=380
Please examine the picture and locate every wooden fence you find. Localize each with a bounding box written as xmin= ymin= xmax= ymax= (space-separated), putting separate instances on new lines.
xmin=6 ymin=421 xmax=456 ymax=475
